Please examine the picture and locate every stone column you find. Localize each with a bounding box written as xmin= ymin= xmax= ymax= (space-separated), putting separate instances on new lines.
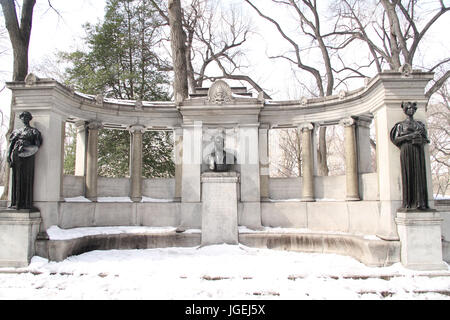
xmin=340 ymin=117 xmax=360 ymax=201
xmin=373 ymin=105 xmax=403 ymax=240
xmin=354 ymin=115 xmax=374 ymax=174
xmin=74 ymin=120 xmax=88 ymax=176
xmin=174 ymin=127 xmax=183 ymax=200
xmin=128 ymin=125 xmax=145 ymax=202
xmin=259 ymin=124 xmax=270 ymax=200
xmin=238 ymin=124 xmax=260 ymax=202
xmin=85 ymin=121 xmax=102 ymax=201
xmin=181 ymin=122 xmax=203 ymax=202
xmin=238 ymin=124 xmax=262 ymax=229
xmin=178 ymin=122 xmax=203 ymax=230
xmin=299 ymin=123 xmax=315 ymax=202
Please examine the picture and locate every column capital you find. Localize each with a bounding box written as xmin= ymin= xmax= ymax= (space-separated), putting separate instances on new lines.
xmin=173 ymin=126 xmax=184 ymax=135
xmin=352 ymin=114 xmax=373 ymax=128
xmin=259 ymin=123 xmax=270 ymax=130
xmin=340 ymin=117 xmax=355 ymax=127
xmin=182 ymin=121 xmax=203 ymax=129
xmin=297 ymin=122 xmax=314 ymax=131
xmin=127 ymin=124 xmax=146 ymax=134
xmin=87 ymin=120 xmax=103 ymax=130
xmin=74 ymin=120 xmax=87 ymax=128
xmin=238 ymin=123 xmax=260 ymax=129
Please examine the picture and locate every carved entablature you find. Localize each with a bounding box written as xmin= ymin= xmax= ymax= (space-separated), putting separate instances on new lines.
xmin=207 ymin=80 xmax=233 ymax=105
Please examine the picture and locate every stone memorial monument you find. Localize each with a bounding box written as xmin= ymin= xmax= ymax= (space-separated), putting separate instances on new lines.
xmin=0 ymin=72 xmax=448 ymax=269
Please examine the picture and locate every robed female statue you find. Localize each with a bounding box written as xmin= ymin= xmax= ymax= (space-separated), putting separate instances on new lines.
xmin=390 ymin=102 xmax=430 ymax=210
xmin=7 ymin=111 xmax=43 ymax=210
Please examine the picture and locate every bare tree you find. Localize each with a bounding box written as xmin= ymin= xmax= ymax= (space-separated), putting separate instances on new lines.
xmin=0 ymin=0 xmax=35 ymax=81
xmin=151 ymin=0 xmax=270 ymax=98
xmin=246 ymin=0 xmax=449 ymax=177
xmin=271 ymin=128 xmax=302 ymax=177
xmin=0 ymin=0 xmax=36 ymax=200
xmin=333 ymin=0 xmax=449 ymax=98
xmin=168 ymin=0 xmax=189 ymax=100
xmin=245 ymin=0 xmax=338 ymax=175
xmin=427 ymin=82 xmax=450 ymax=198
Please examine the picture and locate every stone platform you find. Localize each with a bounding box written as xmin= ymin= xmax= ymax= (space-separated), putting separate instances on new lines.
xmin=201 ymin=172 xmax=239 ymax=246
xmin=0 ymin=208 xmax=41 ymax=267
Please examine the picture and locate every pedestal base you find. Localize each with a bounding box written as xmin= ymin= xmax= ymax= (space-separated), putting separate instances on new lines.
xmin=201 ymin=172 xmax=239 ymax=246
xmin=0 ymin=208 xmax=41 ymax=267
xmin=395 ymin=209 xmax=447 ymax=270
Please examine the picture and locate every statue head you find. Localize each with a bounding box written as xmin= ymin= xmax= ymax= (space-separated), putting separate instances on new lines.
xmin=401 ymin=102 xmax=417 ymax=117
xmin=19 ymin=111 xmax=33 ymax=125
xmin=213 ymin=135 xmax=224 ymax=152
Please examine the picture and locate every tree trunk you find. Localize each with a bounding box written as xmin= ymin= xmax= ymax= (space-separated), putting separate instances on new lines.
xmin=168 ymin=0 xmax=189 ymax=101
xmin=0 ymin=0 xmax=36 ymax=200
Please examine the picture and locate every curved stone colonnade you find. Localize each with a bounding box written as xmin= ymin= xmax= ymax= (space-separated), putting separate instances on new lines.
xmin=6 ymin=71 xmax=447 ymax=268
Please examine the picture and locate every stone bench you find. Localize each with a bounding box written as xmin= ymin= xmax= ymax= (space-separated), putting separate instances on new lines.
xmin=36 ymin=228 xmax=201 ymax=262
xmin=238 ymin=231 xmax=401 ymax=267
xmin=34 ymin=226 xmax=401 ymax=267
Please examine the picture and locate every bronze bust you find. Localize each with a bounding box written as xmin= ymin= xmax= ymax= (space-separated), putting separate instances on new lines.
xmin=207 ymin=134 xmax=235 ymax=172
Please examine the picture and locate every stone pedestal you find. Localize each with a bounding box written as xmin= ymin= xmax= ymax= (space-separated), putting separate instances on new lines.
xmin=201 ymin=172 xmax=239 ymax=245
xmin=395 ymin=210 xmax=447 ymax=270
xmin=0 ymin=209 xmax=41 ymax=267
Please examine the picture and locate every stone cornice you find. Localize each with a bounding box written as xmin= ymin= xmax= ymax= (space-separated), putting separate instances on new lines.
xmin=260 ymin=71 xmax=434 ymax=127
xmin=6 ymin=71 xmax=434 ymax=129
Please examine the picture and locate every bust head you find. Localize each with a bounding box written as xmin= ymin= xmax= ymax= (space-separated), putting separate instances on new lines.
xmin=19 ymin=111 xmax=33 ymax=125
xmin=401 ymin=102 xmax=417 ymax=117
xmin=213 ymin=135 xmax=224 ymax=152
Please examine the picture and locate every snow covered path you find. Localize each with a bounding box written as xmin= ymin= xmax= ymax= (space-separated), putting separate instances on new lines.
xmin=0 ymin=244 xmax=449 ymax=300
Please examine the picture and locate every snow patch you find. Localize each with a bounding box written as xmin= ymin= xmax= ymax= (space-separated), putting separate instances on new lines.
xmin=141 ymin=196 xmax=175 ymax=203
xmin=97 ymin=197 xmax=133 ymax=202
xmin=46 ymin=225 xmax=178 ymax=240
xmin=64 ymin=196 xmax=91 ymax=202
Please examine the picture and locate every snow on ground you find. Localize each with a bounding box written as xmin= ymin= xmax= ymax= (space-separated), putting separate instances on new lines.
xmin=0 ymin=244 xmax=449 ymax=300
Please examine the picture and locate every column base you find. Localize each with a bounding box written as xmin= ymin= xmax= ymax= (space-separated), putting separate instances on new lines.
xmin=130 ymin=196 xmax=142 ymax=203
xmin=300 ymin=197 xmax=315 ymax=202
xmin=346 ymin=196 xmax=361 ymax=201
